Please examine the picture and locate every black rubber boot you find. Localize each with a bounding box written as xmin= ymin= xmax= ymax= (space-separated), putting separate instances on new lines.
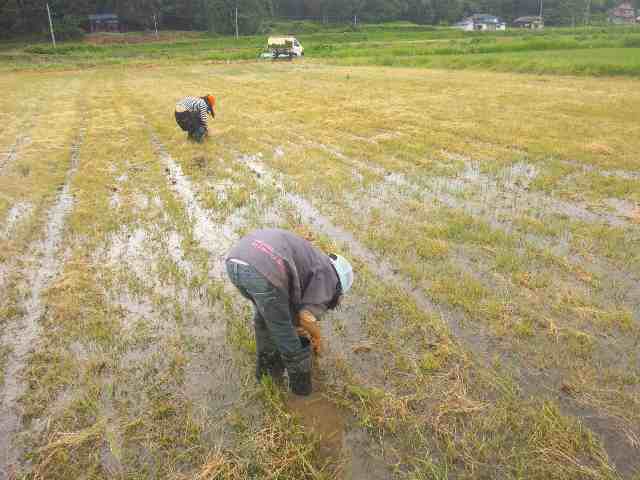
xmin=193 ymin=126 xmax=207 ymax=143
xmin=289 ymin=370 xmax=312 ymax=396
xmin=256 ymin=351 xmax=285 ymax=383
xmin=284 ymin=338 xmax=313 ymax=396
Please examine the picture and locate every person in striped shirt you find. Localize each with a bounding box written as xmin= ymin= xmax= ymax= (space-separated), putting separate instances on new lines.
xmin=175 ymin=95 xmax=216 ymax=143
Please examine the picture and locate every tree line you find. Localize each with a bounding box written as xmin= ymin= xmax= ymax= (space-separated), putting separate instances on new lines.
xmin=0 ymin=0 xmax=636 ymax=38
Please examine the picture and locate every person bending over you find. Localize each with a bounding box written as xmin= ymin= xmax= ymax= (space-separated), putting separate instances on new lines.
xmin=226 ymin=228 xmax=354 ymax=396
xmin=175 ymin=95 xmax=215 ymax=143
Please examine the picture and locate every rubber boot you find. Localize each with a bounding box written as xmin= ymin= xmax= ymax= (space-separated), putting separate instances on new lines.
xmin=256 ymin=350 xmax=285 ymax=383
xmin=289 ymin=370 xmax=312 ymax=396
xmin=193 ymin=126 xmax=207 ymax=143
xmin=285 ymin=338 xmax=312 ymax=396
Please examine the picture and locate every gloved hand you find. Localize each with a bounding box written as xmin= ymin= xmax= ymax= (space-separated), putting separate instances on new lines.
xmin=297 ymin=310 xmax=322 ymax=355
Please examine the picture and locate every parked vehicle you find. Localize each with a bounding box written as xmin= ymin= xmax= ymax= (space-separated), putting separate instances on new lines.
xmin=265 ymin=36 xmax=304 ymax=60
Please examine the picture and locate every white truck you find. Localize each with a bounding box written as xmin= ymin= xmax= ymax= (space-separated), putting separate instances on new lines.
xmin=264 ymin=36 xmax=304 ymax=60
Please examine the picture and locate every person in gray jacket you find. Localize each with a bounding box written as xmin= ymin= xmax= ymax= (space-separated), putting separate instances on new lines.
xmin=226 ymin=228 xmax=354 ymax=396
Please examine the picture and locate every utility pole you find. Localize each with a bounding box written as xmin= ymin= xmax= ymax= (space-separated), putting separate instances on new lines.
xmin=584 ymin=0 xmax=592 ymax=25
xmin=539 ymin=0 xmax=544 ymax=19
xmin=235 ymin=6 xmax=239 ymax=40
xmin=153 ymin=12 xmax=159 ymax=39
xmin=46 ymin=3 xmax=56 ymax=48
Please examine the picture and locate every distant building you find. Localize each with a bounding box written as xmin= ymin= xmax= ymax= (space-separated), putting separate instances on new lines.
xmin=513 ymin=16 xmax=544 ymax=29
xmin=608 ymin=1 xmax=637 ymax=24
xmin=88 ymin=13 xmax=121 ymax=33
xmin=455 ymin=14 xmax=507 ymax=31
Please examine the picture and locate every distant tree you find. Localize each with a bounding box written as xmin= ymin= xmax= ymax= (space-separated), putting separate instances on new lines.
xmin=0 ymin=0 xmax=630 ymax=36
xmin=207 ymin=0 xmax=270 ymax=34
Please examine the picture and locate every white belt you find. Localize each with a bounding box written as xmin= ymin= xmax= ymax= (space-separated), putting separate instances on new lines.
xmin=228 ymin=258 xmax=249 ymax=266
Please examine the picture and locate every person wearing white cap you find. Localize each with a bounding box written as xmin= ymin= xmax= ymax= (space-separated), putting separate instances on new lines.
xmin=226 ymin=228 xmax=354 ymax=396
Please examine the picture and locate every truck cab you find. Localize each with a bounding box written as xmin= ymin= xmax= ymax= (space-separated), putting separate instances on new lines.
xmin=267 ymin=36 xmax=304 ymax=58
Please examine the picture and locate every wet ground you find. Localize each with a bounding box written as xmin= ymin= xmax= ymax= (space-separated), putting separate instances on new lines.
xmin=0 ymin=63 xmax=638 ymax=479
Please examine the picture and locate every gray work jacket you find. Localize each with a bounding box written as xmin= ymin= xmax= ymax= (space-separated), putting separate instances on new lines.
xmin=227 ymin=229 xmax=339 ymax=317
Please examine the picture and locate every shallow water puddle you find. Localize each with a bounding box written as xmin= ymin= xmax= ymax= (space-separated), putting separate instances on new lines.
xmin=286 ymin=386 xmax=345 ymax=466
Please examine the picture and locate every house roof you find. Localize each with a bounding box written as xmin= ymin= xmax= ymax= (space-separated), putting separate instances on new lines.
xmin=459 ymin=14 xmax=504 ymax=24
xmin=514 ymin=16 xmax=543 ymax=23
xmin=88 ymin=14 xmax=119 ymax=21
xmin=609 ymin=1 xmax=636 ymax=14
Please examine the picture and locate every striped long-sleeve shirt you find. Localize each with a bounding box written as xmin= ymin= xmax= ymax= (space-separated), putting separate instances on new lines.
xmin=176 ymin=96 xmax=210 ymax=129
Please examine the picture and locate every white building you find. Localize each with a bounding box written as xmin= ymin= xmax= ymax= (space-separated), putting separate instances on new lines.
xmin=456 ymin=14 xmax=507 ymax=31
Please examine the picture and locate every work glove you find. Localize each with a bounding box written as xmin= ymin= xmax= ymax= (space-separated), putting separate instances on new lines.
xmin=296 ymin=310 xmax=322 ymax=355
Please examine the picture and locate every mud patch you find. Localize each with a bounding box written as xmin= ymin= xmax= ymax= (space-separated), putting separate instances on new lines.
xmin=342 ymin=428 xmax=391 ymax=480
xmin=109 ymin=192 xmax=121 ymax=209
xmin=287 ymin=388 xmax=345 ymax=467
xmin=235 ymin=151 xmax=640 ymax=476
xmin=134 ymin=193 xmax=149 ymax=211
xmin=99 ymin=376 xmax=124 ymax=477
xmin=150 ymin=133 xmax=262 ymax=435
xmin=1 ymin=202 xmax=33 ymax=240
xmin=600 ymin=169 xmax=640 ymax=181
xmin=603 ymin=197 xmax=640 ymax=222
xmin=166 ymin=230 xmax=194 ymax=278
xmin=152 ymin=134 xmax=239 ymax=280
xmin=559 ymin=397 xmax=640 ymax=478
xmin=236 ymin=152 xmax=494 ymax=365
xmin=107 ymin=227 xmax=149 ymax=282
xmin=0 ymin=136 xmax=32 ymax=172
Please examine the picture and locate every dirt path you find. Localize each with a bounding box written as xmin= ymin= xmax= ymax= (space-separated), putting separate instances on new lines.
xmin=0 ymin=122 xmax=85 ymax=478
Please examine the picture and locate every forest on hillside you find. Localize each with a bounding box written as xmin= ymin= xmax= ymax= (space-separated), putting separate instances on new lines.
xmin=1 ymin=0 xmax=637 ymax=38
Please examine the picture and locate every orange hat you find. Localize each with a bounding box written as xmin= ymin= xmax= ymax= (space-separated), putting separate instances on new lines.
xmin=207 ymin=95 xmax=216 ymax=111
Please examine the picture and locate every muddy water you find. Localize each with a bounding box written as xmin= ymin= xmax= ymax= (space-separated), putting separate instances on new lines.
xmin=306 ymin=139 xmax=637 ymax=230
xmin=149 ymin=133 xmax=263 ymax=442
xmin=107 ymin=227 xmax=149 ymax=281
xmin=287 ymin=387 xmax=345 ymax=467
xmin=0 ymin=135 xmax=31 ymax=172
xmin=0 ymin=202 xmax=33 ymax=240
xmin=155 ymin=143 xmax=379 ymax=473
xmin=0 ymin=124 xmax=85 ymax=477
xmin=237 ymin=149 xmax=640 ymax=477
xmin=166 ymin=230 xmax=194 ymax=278
xmin=98 ymin=375 xmax=125 ymax=477
xmin=151 ymin=135 xmax=238 ymax=280
xmin=341 ymin=428 xmax=391 ymax=480
xmin=237 ymin=152 xmax=493 ymax=365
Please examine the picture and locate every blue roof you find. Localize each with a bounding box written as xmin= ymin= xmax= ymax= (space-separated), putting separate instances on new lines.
xmin=459 ymin=14 xmax=504 ymax=24
xmin=89 ymin=14 xmax=118 ymax=20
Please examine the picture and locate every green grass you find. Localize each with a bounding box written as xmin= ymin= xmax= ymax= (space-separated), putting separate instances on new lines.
xmin=3 ymin=24 xmax=640 ymax=77
xmin=360 ymin=46 xmax=640 ymax=76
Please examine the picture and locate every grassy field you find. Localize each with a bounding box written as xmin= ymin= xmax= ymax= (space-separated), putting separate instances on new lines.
xmin=2 ymin=24 xmax=640 ymax=76
xmin=0 ymin=24 xmax=639 ymax=480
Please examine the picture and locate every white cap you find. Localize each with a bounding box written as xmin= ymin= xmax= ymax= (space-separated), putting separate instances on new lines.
xmin=329 ymin=254 xmax=354 ymax=293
